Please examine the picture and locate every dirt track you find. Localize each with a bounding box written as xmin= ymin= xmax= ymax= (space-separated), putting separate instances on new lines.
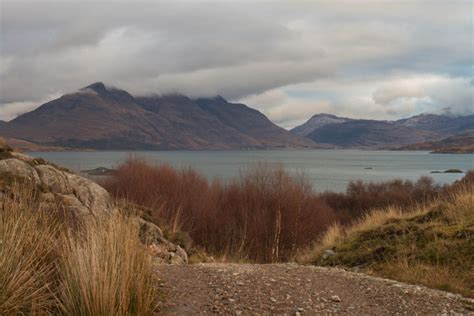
xmin=156 ymin=263 xmax=474 ymax=315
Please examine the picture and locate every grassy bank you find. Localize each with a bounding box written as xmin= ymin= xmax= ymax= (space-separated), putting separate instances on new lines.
xmin=300 ymin=180 xmax=474 ymax=298
xmin=0 ymin=183 xmax=157 ymax=315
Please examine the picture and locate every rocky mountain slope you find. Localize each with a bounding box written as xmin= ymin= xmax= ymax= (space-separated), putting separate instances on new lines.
xmin=0 ymin=83 xmax=315 ymax=150
xmin=292 ymin=113 xmax=474 ymax=148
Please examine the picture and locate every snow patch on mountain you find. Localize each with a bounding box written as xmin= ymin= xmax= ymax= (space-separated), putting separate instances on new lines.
xmin=291 ymin=114 xmax=351 ymax=136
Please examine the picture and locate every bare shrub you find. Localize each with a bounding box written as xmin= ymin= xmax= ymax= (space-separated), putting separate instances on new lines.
xmin=320 ymin=176 xmax=443 ymax=220
xmin=102 ymin=157 xmax=473 ymax=264
xmin=102 ymin=159 xmax=338 ymax=262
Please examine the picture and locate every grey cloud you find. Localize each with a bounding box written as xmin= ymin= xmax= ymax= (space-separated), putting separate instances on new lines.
xmin=0 ymin=0 xmax=472 ymax=121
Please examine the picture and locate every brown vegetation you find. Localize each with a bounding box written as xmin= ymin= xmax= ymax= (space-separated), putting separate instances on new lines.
xmin=320 ymin=176 xmax=443 ymax=217
xmin=101 ymin=158 xmax=468 ymax=263
xmin=0 ymin=182 xmax=157 ymax=315
xmin=101 ymin=159 xmax=336 ymax=262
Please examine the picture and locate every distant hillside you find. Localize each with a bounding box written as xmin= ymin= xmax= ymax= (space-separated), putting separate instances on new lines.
xmin=400 ymin=129 xmax=474 ymax=153
xmin=0 ymin=83 xmax=316 ymax=150
xmin=306 ymin=120 xmax=436 ymax=148
xmin=292 ymin=113 xmax=474 ymax=148
xmin=2 ymin=138 xmax=68 ymax=152
xmin=395 ymin=114 xmax=474 ymax=135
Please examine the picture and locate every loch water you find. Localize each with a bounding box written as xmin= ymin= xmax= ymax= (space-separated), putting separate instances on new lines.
xmin=28 ymin=150 xmax=474 ymax=192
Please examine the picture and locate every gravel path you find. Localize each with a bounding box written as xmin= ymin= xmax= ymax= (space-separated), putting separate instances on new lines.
xmin=156 ymin=263 xmax=474 ymax=315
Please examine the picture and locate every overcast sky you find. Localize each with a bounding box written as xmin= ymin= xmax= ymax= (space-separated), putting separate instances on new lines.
xmin=0 ymin=0 xmax=472 ymax=128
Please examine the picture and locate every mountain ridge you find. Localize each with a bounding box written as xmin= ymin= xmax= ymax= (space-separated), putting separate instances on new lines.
xmin=0 ymin=82 xmax=316 ymax=150
xmin=292 ymin=112 xmax=474 ymax=148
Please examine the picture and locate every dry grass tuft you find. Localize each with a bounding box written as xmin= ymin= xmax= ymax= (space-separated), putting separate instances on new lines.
xmin=0 ymin=184 xmax=59 ymax=314
xmin=0 ymin=181 xmax=157 ymax=315
xmin=59 ymin=214 xmax=157 ymax=315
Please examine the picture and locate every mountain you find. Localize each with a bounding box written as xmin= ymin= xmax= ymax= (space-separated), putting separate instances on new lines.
xmin=0 ymin=82 xmax=316 ymax=150
xmin=292 ymin=112 xmax=474 ymax=148
xmin=400 ymin=129 xmax=474 ymax=153
xmin=395 ymin=114 xmax=474 ymax=135
xmin=291 ymin=113 xmax=353 ymax=137
xmin=306 ymin=120 xmax=436 ymax=148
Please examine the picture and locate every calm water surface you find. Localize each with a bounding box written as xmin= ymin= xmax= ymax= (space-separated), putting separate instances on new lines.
xmin=28 ymin=150 xmax=473 ymax=192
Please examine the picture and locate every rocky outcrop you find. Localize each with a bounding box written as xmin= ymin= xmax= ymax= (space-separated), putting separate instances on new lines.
xmin=0 ymin=152 xmax=113 ymax=216
xmin=0 ymin=143 xmax=188 ymax=264
xmin=138 ymin=218 xmax=188 ymax=264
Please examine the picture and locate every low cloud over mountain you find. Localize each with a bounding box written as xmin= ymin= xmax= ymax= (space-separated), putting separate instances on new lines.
xmin=1 ymin=1 xmax=472 ymax=126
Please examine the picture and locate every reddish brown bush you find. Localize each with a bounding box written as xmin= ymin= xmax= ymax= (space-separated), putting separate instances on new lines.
xmin=101 ymin=159 xmax=337 ymax=262
xmin=101 ymin=158 xmax=472 ymax=263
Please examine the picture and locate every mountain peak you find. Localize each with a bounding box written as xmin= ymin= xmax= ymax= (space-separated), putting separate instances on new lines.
xmin=194 ymin=95 xmax=228 ymax=103
xmin=291 ymin=113 xmax=352 ymax=136
xmin=311 ymin=113 xmax=340 ymax=119
xmin=82 ymin=82 xmax=108 ymax=94
xmin=79 ymin=82 xmax=136 ymax=103
xmin=212 ymin=95 xmax=227 ymax=102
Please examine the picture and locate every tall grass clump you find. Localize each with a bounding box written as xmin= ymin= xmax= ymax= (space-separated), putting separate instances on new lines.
xmin=59 ymin=214 xmax=157 ymax=315
xmin=0 ymin=181 xmax=157 ymax=315
xmin=0 ymin=184 xmax=59 ymax=314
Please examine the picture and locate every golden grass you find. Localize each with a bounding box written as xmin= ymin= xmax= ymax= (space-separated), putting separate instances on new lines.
xmin=0 ymin=184 xmax=59 ymax=314
xmin=59 ymin=214 xmax=157 ymax=315
xmin=375 ymin=260 xmax=472 ymax=298
xmin=0 ymin=182 xmax=157 ymax=315
xmin=298 ymin=206 xmax=420 ymax=263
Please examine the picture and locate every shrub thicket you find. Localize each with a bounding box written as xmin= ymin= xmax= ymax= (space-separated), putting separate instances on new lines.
xmin=102 ymin=158 xmax=468 ymax=262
